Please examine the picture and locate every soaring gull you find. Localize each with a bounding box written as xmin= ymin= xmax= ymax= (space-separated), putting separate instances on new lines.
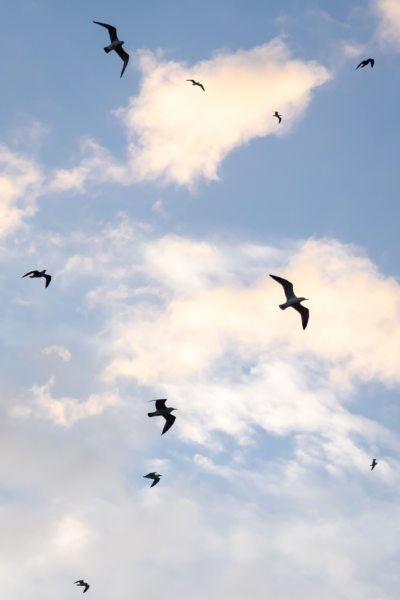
xmin=22 ymin=269 xmax=52 ymax=288
xmin=370 ymin=458 xmax=378 ymax=471
xmin=148 ymin=399 xmax=177 ymax=435
xmin=93 ymin=21 xmax=129 ymax=77
xmin=186 ymin=79 xmax=205 ymax=91
xmin=143 ymin=472 xmax=162 ymax=487
xmin=74 ymin=580 xmax=90 ymax=593
xmin=269 ymin=274 xmax=309 ymax=330
xmin=273 ymin=111 xmax=282 ymax=124
xmin=356 ymin=58 xmax=374 ymax=70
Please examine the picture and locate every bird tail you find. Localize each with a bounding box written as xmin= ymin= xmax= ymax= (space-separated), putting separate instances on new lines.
xmin=279 ymin=303 xmax=287 ymax=310
xmin=148 ymin=412 xmax=156 ymax=417
xmin=104 ymin=46 xmax=112 ymax=53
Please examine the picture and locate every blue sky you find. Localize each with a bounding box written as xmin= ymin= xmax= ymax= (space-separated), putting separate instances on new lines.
xmin=1 ymin=1 xmax=400 ymax=599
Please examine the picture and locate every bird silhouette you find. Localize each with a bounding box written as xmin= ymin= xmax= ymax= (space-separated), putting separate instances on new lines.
xmin=269 ymin=274 xmax=309 ymax=330
xmin=93 ymin=21 xmax=129 ymax=77
xmin=186 ymin=79 xmax=205 ymax=91
xmin=273 ymin=111 xmax=282 ymax=123
xmin=356 ymin=58 xmax=374 ymax=70
xmin=22 ymin=269 xmax=51 ymax=288
xmin=74 ymin=580 xmax=90 ymax=593
xmin=148 ymin=399 xmax=177 ymax=435
xmin=370 ymin=458 xmax=378 ymax=471
xmin=143 ymin=472 xmax=162 ymax=487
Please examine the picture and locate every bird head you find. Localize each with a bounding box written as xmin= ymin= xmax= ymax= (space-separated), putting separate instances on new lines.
xmin=300 ymin=297 xmax=308 ymax=302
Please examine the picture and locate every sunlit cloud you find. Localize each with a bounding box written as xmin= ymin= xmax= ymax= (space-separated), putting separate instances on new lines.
xmin=373 ymin=0 xmax=400 ymax=49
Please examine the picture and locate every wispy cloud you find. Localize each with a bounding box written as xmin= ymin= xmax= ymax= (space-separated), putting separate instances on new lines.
xmin=42 ymin=345 xmax=71 ymax=362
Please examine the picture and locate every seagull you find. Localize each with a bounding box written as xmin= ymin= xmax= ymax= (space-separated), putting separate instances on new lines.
xmin=147 ymin=399 xmax=177 ymax=435
xmin=22 ymin=269 xmax=52 ymax=288
xmin=269 ymin=274 xmax=309 ymax=330
xmin=273 ymin=111 xmax=282 ymax=123
xmin=93 ymin=21 xmax=129 ymax=77
xmin=370 ymin=458 xmax=378 ymax=471
xmin=186 ymin=79 xmax=205 ymax=91
xmin=74 ymin=580 xmax=90 ymax=593
xmin=143 ymin=472 xmax=162 ymax=487
xmin=356 ymin=58 xmax=374 ymax=70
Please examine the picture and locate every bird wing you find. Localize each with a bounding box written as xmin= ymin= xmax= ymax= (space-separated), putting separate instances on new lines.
xmin=44 ymin=274 xmax=51 ymax=288
xmin=293 ymin=304 xmax=309 ymax=330
xmin=150 ymin=477 xmax=160 ymax=487
xmin=115 ymin=46 xmax=129 ymax=77
xmin=93 ymin=21 xmax=118 ymax=42
xmin=186 ymin=79 xmax=195 ymax=84
xmin=355 ymin=61 xmax=364 ymax=70
xmin=197 ymin=82 xmax=205 ymax=91
xmin=155 ymin=399 xmax=167 ymax=410
xmin=370 ymin=58 xmax=374 ymax=67
xmin=83 ymin=584 xmax=90 ymax=593
xmin=278 ymin=116 xmax=282 ymax=123
xmin=22 ymin=271 xmax=35 ymax=278
xmin=144 ymin=472 xmax=156 ymax=478
xmin=269 ymin=274 xmax=295 ymax=300
xmin=74 ymin=580 xmax=84 ymax=584
xmin=162 ymin=414 xmax=176 ymax=435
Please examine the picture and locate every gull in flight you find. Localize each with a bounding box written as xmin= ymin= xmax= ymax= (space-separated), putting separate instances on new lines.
xmin=186 ymin=79 xmax=205 ymax=91
xmin=370 ymin=458 xmax=378 ymax=471
xmin=74 ymin=580 xmax=90 ymax=593
xmin=356 ymin=58 xmax=374 ymax=70
xmin=269 ymin=274 xmax=309 ymax=330
xmin=273 ymin=111 xmax=282 ymax=123
xmin=143 ymin=472 xmax=162 ymax=487
xmin=22 ymin=269 xmax=52 ymax=288
xmin=148 ymin=399 xmax=177 ymax=435
xmin=93 ymin=21 xmax=129 ymax=77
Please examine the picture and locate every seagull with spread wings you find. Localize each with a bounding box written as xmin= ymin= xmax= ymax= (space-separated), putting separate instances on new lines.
xmin=74 ymin=580 xmax=90 ymax=593
xmin=273 ymin=111 xmax=282 ymax=124
xmin=269 ymin=274 xmax=309 ymax=330
xmin=356 ymin=58 xmax=374 ymax=70
xmin=143 ymin=472 xmax=162 ymax=487
xmin=370 ymin=458 xmax=378 ymax=471
xmin=148 ymin=399 xmax=177 ymax=435
xmin=93 ymin=21 xmax=129 ymax=77
xmin=186 ymin=79 xmax=205 ymax=91
xmin=22 ymin=269 xmax=52 ymax=288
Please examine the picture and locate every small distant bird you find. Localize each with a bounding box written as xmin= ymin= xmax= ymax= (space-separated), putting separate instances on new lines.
xmin=22 ymin=269 xmax=51 ymax=288
xmin=148 ymin=399 xmax=177 ymax=435
xmin=93 ymin=21 xmax=129 ymax=77
xmin=143 ymin=472 xmax=162 ymax=487
xmin=273 ymin=111 xmax=282 ymax=124
xmin=74 ymin=580 xmax=90 ymax=593
xmin=356 ymin=58 xmax=374 ymax=70
xmin=370 ymin=458 xmax=378 ymax=471
xmin=269 ymin=274 xmax=309 ymax=330
xmin=186 ymin=79 xmax=205 ymax=91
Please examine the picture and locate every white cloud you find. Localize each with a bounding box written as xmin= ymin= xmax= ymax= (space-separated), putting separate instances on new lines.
xmin=49 ymin=39 xmax=330 ymax=190
xmin=27 ymin=377 xmax=118 ymax=426
xmin=42 ymin=345 xmax=71 ymax=362
xmin=373 ymin=0 xmax=400 ymax=49
xmin=0 ymin=144 xmax=43 ymax=238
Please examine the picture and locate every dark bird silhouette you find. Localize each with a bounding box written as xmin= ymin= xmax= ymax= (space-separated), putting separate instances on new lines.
xmin=74 ymin=580 xmax=90 ymax=593
xmin=143 ymin=472 xmax=162 ymax=487
xmin=93 ymin=21 xmax=129 ymax=77
xmin=269 ymin=274 xmax=309 ymax=330
xmin=186 ymin=79 xmax=205 ymax=91
xmin=273 ymin=111 xmax=282 ymax=123
xmin=22 ymin=269 xmax=51 ymax=288
xmin=356 ymin=58 xmax=374 ymax=70
xmin=148 ymin=399 xmax=177 ymax=435
xmin=370 ymin=458 xmax=378 ymax=471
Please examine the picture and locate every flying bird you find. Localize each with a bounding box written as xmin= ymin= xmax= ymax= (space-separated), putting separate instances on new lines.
xmin=74 ymin=580 xmax=90 ymax=593
xmin=93 ymin=21 xmax=129 ymax=77
xmin=370 ymin=458 xmax=378 ymax=471
xmin=22 ymin=269 xmax=52 ymax=288
xmin=269 ymin=274 xmax=309 ymax=330
xmin=273 ymin=111 xmax=282 ymax=123
xmin=148 ymin=399 xmax=177 ymax=435
xmin=356 ymin=58 xmax=374 ymax=70
xmin=186 ymin=79 xmax=205 ymax=91
xmin=143 ymin=472 xmax=162 ymax=487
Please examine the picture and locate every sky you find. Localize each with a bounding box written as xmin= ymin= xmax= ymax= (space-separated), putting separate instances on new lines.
xmin=1 ymin=0 xmax=400 ymax=598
